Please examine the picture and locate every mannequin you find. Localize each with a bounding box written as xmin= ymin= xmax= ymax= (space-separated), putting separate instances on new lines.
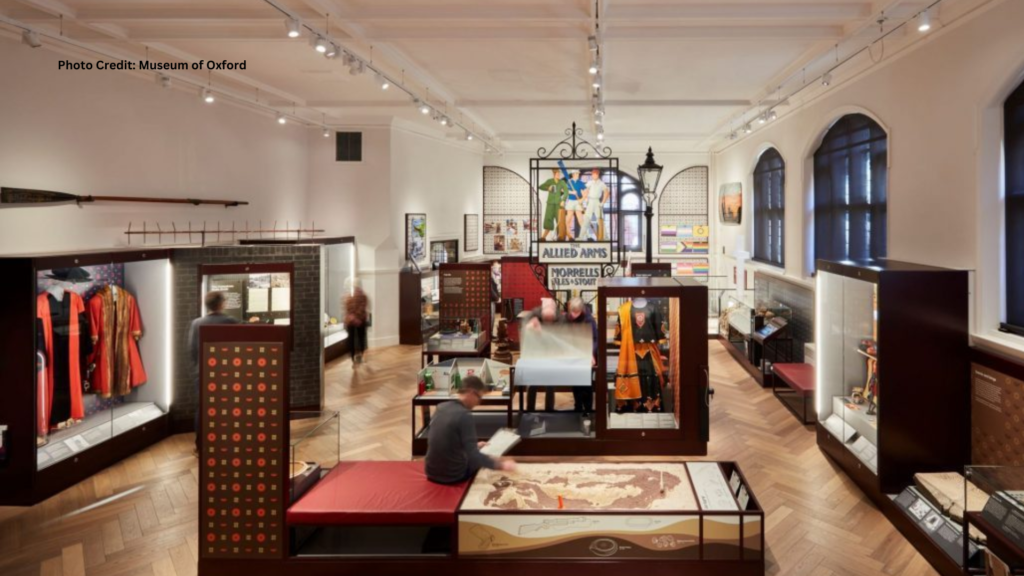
xmin=613 ymin=297 xmax=667 ymax=413
xmin=37 ymin=269 xmax=93 ymax=429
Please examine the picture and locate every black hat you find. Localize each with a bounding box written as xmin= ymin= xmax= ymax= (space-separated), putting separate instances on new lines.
xmin=45 ymin=267 xmax=92 ymax=283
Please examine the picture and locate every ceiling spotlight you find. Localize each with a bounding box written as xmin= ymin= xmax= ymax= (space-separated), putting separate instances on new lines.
xmin=376 ymin=73 xmax=390 ymax=90
xmin=588 ymin=35 xmax=598 ymax=51
xmin=588 ymin=58 xmax=599 ymax=75
xmin=596 ymin=104 xmax=606 ymax=116
xmin=743 ymin=123 xmax=752 ymax=134
xmin=465 ymin=131 xmax=474 ymax=141
xmin=348 ymin=59 xmax=365 ymax=76
xmin=285 ymin=18 xmax=301 ymax=38
xmin=277 ymin=112 xmax=287 ymax=125
xmin=325 ymin=43 xmax=339 ymax=59
xmin=821 ymin=72 xmax=833 ymax=86
xmin=440 ymin=116 xmax=449 ymax=126
xmin=156 ymin=74 xmax=171 ymax=89
xmin=485 ymin=145 xmax=494 ymax=153
xmin=595 ymin=117 xmax=602 ymax=126
xmin=322 ymin=127 xmax=331 ymax=138
xmin=314 ymin=36 xmax=328 ymax=53
xmin=420 ymin=102 xmax=431 ymax=115
xmin=757 ymin=114 xmax=767 ymax=125
xmin=917 ymin=10 xmax=932 ymax=32
xmin=201 ymin=88 xmax=215 ymax=103
xmin=596 ymin=130 xmax=605 ymax=142
xmin=592 ymin=75 xmax=602 ymax=89
xmin=767 ymin=109 xmax=778 ymax=122
xmin=21 ymin=29 xmax=41 ymax=48
xmin=729 ymin=132 xmax=738 ymax=140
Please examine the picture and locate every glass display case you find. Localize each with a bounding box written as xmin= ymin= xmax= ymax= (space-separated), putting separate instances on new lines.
xmin=815 ymin=259 xmax=969 ymax=495
xmin=0 ymin=249 xmax=174 ymax=506
xmin=321 ymin=240 xmax=356 ymax=356
xmin=719 ymin=289 xmax=756 ymax=355
xmin=399 ymin=268 xmax=440 ymax=345
xmin=201 ymin=263 xmax=293 ymax=325
xmin=290 ymin=411 xmax=339 ymax=503
xmin=410 ymin=359 xmax=512 ymax=455
xmin=964 ymin=465 xmax=1024 ymax=574
xmin=422 ymin=315 xmax=489 ymax=367
xmin=596 ymin=277 xmax=710 ymax=453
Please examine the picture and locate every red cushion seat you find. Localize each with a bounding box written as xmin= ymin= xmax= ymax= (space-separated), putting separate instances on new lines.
xmin=287 ymin=461 xmax=469 ymax=526
xmin=773 ymin=363 xmax=815 ymax=396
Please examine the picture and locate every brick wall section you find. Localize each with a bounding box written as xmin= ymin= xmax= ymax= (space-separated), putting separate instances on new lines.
xmin=171 ymin=245 xmax=322 ymax=430
xmin=754 ymin=273 xmax=814 ymax=363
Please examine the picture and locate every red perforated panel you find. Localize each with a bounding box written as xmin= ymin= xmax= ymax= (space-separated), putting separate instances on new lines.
xmin=199 ymin=341 xmax=286 ymax=560
xmin=501 ymin=259 xmax=550 ymax=343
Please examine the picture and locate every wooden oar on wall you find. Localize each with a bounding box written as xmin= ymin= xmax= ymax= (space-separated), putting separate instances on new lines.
xmin=1 ymin=187 xmax=249 ymax=207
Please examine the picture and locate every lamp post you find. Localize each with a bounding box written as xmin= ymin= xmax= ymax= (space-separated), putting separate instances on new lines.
xmin=637 ymin=147 xmax=664 ymax=264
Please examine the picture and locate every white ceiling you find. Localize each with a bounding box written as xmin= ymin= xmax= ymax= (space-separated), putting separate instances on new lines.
xmin=1 ymin=0 xmax=954 ymax=152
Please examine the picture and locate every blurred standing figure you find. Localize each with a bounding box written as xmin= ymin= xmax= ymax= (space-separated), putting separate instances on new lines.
xmin=345 ymin=285 xmax=370 ymax=367
xmin=189 ymin=291 xmax=239 ymax=455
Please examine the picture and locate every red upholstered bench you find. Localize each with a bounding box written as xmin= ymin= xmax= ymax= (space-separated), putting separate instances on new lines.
xmin=287 ymin=461 xmax=469 ymax=526
xmin=771 ymin=363 xmax=816 ymax=424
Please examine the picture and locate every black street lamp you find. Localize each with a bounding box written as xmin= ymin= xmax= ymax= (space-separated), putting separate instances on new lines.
xmin=637 ymin=147 xmax=664 ymax=263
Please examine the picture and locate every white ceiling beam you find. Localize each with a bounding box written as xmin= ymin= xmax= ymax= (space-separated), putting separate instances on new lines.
xmin=359 ymin=24 xmax=843 ymax=41
xmin=306 ymin=98 xmax=753 ymax=108
xmin=608 ymin=3 xmax=871 ymax=20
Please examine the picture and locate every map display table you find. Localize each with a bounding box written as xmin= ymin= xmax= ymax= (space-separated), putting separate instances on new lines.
xmin=457 ymin=462 xmax=764 ymax=568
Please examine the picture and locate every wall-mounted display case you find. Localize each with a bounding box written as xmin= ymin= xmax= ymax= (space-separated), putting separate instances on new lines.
xmin=0 ymin=249 xmax=173 ymax=505
xmin=815 ymin=259 xmax=969 ymax=496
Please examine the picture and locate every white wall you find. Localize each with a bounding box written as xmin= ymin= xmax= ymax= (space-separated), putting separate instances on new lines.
xmin=711 ymin=0 xmax=1024 ymax=357
xmin=0 ymin=36 xmax=309 ymax=253
xmin=305 ymin=121 xmax=484 ymax=346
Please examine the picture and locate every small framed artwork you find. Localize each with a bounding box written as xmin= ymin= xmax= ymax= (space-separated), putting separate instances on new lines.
xmin=405 ymin=213 xmax=427 ymax=263
xmin=464 ymin=214 xmax=480 ymax=252
xmin=719 ymin=183 xmax=742 ymax=225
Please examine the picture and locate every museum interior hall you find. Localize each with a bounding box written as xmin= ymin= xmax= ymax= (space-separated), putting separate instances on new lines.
xmin=1 ymin=0 xmax=1024 ymax=575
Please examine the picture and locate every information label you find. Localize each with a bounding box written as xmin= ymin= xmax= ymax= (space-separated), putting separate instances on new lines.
xmin=547 ymin=265 xmax=602 ymax=290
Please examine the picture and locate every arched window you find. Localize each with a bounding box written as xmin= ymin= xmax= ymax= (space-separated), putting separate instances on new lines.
xmin=1004 ymin=80 xmax=1024 ymax=334
xmin=753 ymin=148 xmax=785 ymax=266
xmin=813 ymin=114 xmax=888 ymax=264
xmin=617 ymin=172 xmax=644 ymax=252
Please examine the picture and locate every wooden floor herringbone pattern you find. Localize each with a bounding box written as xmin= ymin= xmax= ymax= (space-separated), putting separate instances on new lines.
xmin=0 ymin=341 xmax=939 ymax=576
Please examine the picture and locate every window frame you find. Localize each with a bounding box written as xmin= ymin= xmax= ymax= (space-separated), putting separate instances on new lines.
xmin=616 ymin=173 xmax=645 ymax=253
xmin=813 ymin=113 xmax=889 ymax=265
xmin=752 ymin=148 xmax=786 ymax=267
xmin=1003 ymin=81 xmax=1024 ymax=336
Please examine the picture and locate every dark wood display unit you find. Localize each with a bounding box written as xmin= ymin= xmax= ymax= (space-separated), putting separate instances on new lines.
xmin=814 ymin=259 xmax=970 ymax=576
xmin=0 ymin=248 xmax=173 ymax=506
xmin=399 ymin=267 xmax=439 ymax=345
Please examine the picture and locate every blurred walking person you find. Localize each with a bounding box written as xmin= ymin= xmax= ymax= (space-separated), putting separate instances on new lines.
xmin=345 ymin=284 xmax=370 ymax=368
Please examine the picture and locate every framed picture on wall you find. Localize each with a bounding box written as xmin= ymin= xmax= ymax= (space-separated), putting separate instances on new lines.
xmin=719 ymin=183 xmax=743 ymax=225
xmin=464 ymin=214 xmax=480 ymax=252
xmin=405 ymin=213 xmax=427 ymax=263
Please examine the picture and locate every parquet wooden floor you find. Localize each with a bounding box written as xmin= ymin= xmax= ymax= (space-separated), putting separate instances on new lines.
xmin=0 ymin=341 xmax=939 ymax=576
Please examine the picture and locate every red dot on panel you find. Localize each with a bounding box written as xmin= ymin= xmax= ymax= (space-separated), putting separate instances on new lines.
xmin=207 ymin=358 xmax=217 ymax=367
xmin=257 ymin=483 xmax=266 ymax=493
xmin=232 ymin=508 xmax=241 ymax=517
xmin=207 ymin=433 xmax=216 ymax=442
xmin=257 ymin=458 xmax=266 ymax=467
xmin=232 ymin=408 xmax=242 ymax=417
xmin=207 ymin=533 xmax=216 ymax=542
xmin=207 ymin=458 xmax=217 ymax=467
xmin=232 ymin=458 xmax=242 ymax=467
xmin=257 ymin=358 xmax=267 ymax=367
xmin=257 ymin=433 xmax=266 ymax=442
xmin=206 ymin=508 xmax=216 ymax=517
xmin=232 ymin=433 xmax=241 ymax=442
xmin=233 ymin=358 xmax=242 ymax=367
xmin=233 ymin=383 xmax=242 ymax=392
xmin=207 ymin=483 xmax=216 ymax=492
xmin=256 ymin=509 xmax=266 ymax=518
xmin=232 ymin=483 xmax=241 ymax=493
xmin=208 ymin=383 xmax=217 ymax=391
xmin=207 ymin=408 xmax=216 ymax=416
xmin=257 ymin=534 xmax=266 ymax=543
xmin=232 ymin=533 xmax=241 ymax=542
xmin=257 ymin=383 xmax=266 ymax=392
xmin=257 ymin=408 xmax=266 ymax=417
